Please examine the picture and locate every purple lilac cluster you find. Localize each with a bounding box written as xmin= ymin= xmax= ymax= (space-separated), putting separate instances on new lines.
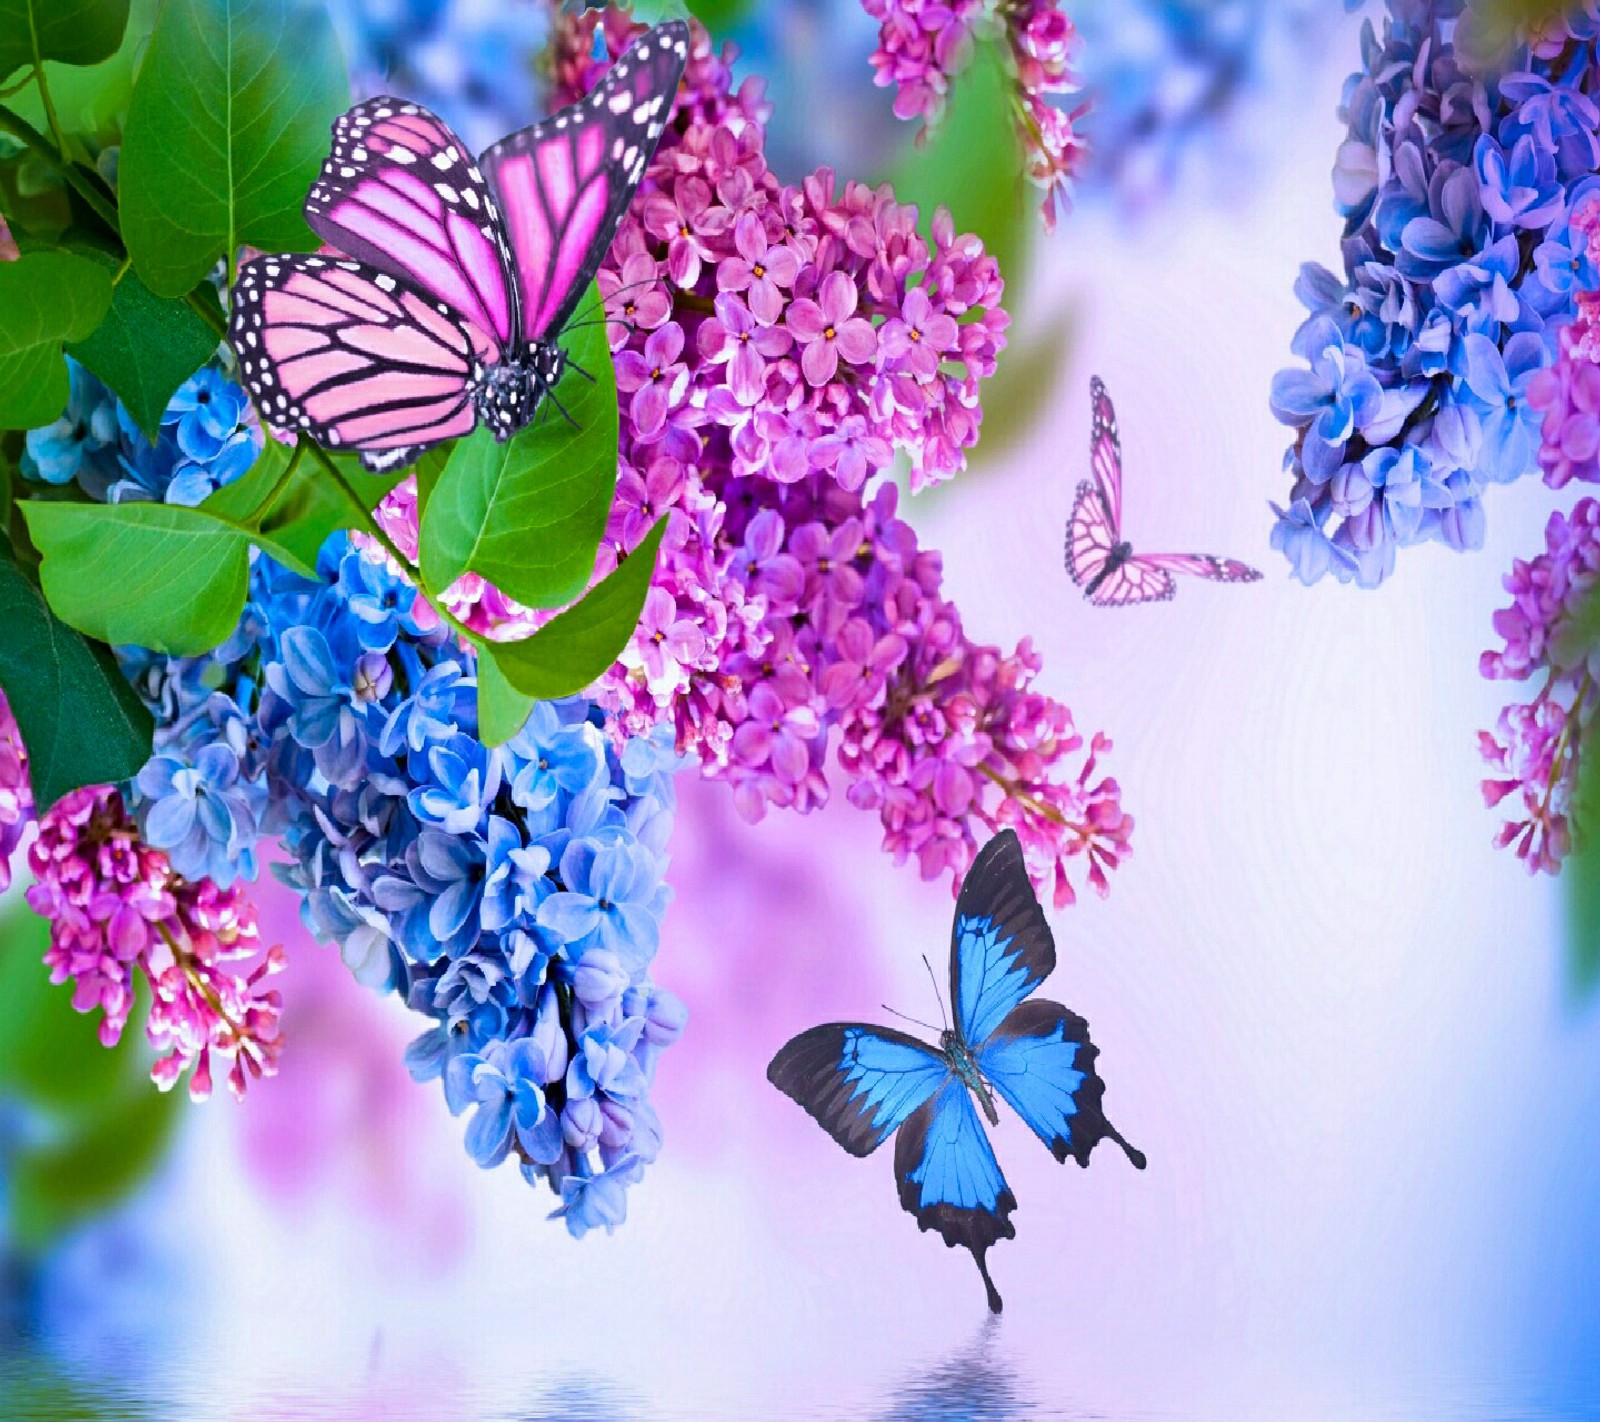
xmin=24 ymin=785 xmax=283 ymax=1100
xmin=1480 ymin=499 xmax=1600 ymax=874
xmin=374 ymin=10 xmax=1127 ymax=906
xmin=0 ymin=691 xmax=31 ymax=894
xmin=859 ymin=0 xmax=1086 ymax=229
xmin=1270 ymin=0 xmax=1600 ymax=588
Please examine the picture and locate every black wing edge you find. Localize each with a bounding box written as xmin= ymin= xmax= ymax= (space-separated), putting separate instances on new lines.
xmin=893 ymin=1094 xmax=1018 ymax=1314
xmin=766 ymin=1023 xmax=933 ymax=1159
xmin=949 ymin=829 xmax=1057 ymax=1044
xmin=995 ymin=997 xmax=1147 ymax=1171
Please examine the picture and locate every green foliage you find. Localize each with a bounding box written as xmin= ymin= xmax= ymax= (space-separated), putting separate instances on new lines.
xmin=0 ymin=905 xmax=181 ymax=1254
xmin=1568 ymin=717 xmax=1600 ymax=1007
xmin=0 ymin=250 xmax=112 ymax=427
xmin=420 ymin=305 xmax=619 ymax=610
xmin=119 ymin=0 xmax=349 ymax=297
xmin=21 ymin=439 xmax=406 ymax=654
xmin=4 ymin=0 xmax=157 ymax=144
xmin=0 ymin=540 xmax=153 ymax=810
xmin=66 ymin=262 xmax=219 ymax=440
xmin=485 ymin=517 xmax=666 ymax=707
xmin=888 ymin=41 xmax=1029 ymax=296
xmin=0 ymin=0 xmax=131 ymax=85
xmin=476 ymin=651 xmax=538 ymax=747
xmin=685 ymin=0 xmax=755 ymax=33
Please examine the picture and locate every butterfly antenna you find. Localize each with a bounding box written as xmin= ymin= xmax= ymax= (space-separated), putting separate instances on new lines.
xmin=922 ymin=954 xmax=949 ymax=1033
xmin=544 ymin=384 xmax=581 ymax=430
xmin=563 ymin=356 xmax=597 ymax=385
xmin=881 ymin=1004 xmax=941 ymax=1035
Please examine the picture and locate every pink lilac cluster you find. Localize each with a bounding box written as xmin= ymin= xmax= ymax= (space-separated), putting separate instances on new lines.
xmin=530 ymin=11 xmax=1123 ymax=903
xmin=859 ymin=0 xmax=1087 ymax=230
xmin=24 ymin=785 xmax=283 ymax=1100
xmin=0 ymin=691 xmax=33 ymax=893
xmin=1530 ymin=193 xmax=1600 ymax=491
xmin=1479 ymin=499 xmax=1600 ymax=875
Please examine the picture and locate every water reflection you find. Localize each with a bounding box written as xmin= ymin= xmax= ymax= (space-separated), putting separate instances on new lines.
xmin=499 ymin=1377 xmax=642 ymax=1422
xmin=874 ymin=1320 xmax=1042 ymax=1422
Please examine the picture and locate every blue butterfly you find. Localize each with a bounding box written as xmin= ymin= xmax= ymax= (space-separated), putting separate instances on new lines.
xmin=767 ymin=829 xmax=1145 ymax=1313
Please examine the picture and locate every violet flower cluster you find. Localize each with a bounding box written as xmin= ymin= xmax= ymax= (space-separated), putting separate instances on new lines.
xmin=372 ymin=10 xmax=1131 ymax=907
xmin=1480 ymin=498 xmax=1600 ymax=875
xmin=0 ymin=692 xmax=31 ymax=895
xmin=858 ymin=0 xmax=1087 ymax=229
xmin=1270 ymin=0 xmax=1600 ymax=588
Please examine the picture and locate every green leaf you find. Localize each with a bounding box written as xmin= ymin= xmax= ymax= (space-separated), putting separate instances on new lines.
xmin=21 ymin=497 xmax=252 ymax=655
xmin=119 ymin=0 xmax=349 ymax=298
xmin=5 ymin=0 xmax=158 ymax=142
xmin=886 ymin=40 xmax=1030 ymax=293
xmin=685 ymin=0 xmax=754 ymax=32
xmin=476 ymin=650 xmax=537 ymax=747
xmin=486 ymin=517 xmax=666 ymax=704
xmin=67 ymin=264 xmax=218 ymax=439
xmin=420 ymin=304 xmax=618 ymax=609
xmin=0 ymin=0 xmax=131 ymax=84
xmin=0 ymin=541 xmax=153 ymax=809
xmin=0 ymin=250 xmax=112 ymax=427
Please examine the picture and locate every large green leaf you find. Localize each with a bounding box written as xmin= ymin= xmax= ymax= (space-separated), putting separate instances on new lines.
xmin=67 ymin=263 xmax=218 ymax=439
xmin=475 ymin=650 xmax=537 ymax=748
xmin=0 ymin=905 xmax=181 ymax=1253
xmin=420 ymin=305 xmax=619 ymax=609
xmin=887 ymin=41 xmax=1030 ymax=293
xmin=0 ymin=541 xmax=153 ymax=810
xmin=22 ymin=497 xmax=253 ymax=654
xmin=0 ymin=250 xmax=112 ymax=427
xmin=486 ymin=518 xmax=666 ymax=706
xmin=119 ymin=0 xmax=348 ymax=297
xmin=0 ymin=0 xmax=131 ymax=84
xmin=1568 ymin=700 xmax=1600 ymax=1007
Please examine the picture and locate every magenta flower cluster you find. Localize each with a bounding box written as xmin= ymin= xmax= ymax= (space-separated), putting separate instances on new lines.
xmin=24 ymin=785 xmax=283 ymax=1100
xmin=859 ymin=0 xmax=1087 ymax=230
xmin=1479 ymin=499 xmax=1600 ymax=875
xmin=1531 ymin=193 xmax=1600 ymax=491
xmin=371 ymin=11 xmax=1129 ymax=905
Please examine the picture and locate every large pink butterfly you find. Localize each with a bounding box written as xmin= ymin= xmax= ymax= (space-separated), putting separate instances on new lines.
xmin=1066 ymin=377 xmax=1263 ymax=607
xmin=229 ymin=22 xmax=690 ymax=472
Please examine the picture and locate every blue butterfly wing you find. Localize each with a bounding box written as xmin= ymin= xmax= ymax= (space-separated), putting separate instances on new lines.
xmin=893 ymin=1078 xmax=1016 ymax=1313
xmin=978 ymin=998 xmax=1147 ymax=1170
xmin=950 ymin=830 xmax=1056 ymax=1049
xmin=767 ymin=1024 xmax=950 ymax=1157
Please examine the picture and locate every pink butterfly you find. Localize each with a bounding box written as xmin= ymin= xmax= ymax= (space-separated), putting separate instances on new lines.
xmin=1066 ymin=377 xmax=1263 ymax=607
xmin=229 ymin=22 xmax=690 ymax=472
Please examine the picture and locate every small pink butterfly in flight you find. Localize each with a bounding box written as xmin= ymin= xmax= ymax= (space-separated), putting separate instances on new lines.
xmin=229 ymin=22 xmax=690 ymax=472
xmin=1066 ymin=377 xmax=1263 ymax=607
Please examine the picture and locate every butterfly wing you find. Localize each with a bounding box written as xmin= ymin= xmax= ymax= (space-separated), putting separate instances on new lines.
xmin=893 ymin=1078 xmax=1016 ymax=1313
xmin=767 ymin=1024 xmax=950 ymax=1158
xmin=1087 ymin=558 xmax=1177 ymax=607
xmin=479 ymin=21 xmax=689 ymax=343
xmin=1088 ymin=376 xmax=1124 ymax=534
xmin=304 ymin=98 xmax=517 ymax=350
xmin=1136 ymin=552 xmax=1265 ymax=584
xmin=1065 ymin=478 xmax=1117 ymax=591
xmin=977 ymin=998 xmax=1146 ymax=1171
xmin=231 ymin=254 xmax=493 ymax=467
xmin=949 ymin=830 xmax=1057 ymax=1052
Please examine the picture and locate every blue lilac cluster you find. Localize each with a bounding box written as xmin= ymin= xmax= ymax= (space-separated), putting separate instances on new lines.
xmin=23 ymin=360 xmax=258 ymax=507
xmin=40 ymin=354 xmax=688 ymax=1235
xmin=324 ymin=0 xmax=550 ymax=153
xmin=1270 ymin=0 xmax=1600 ymax=588
xmin=270 ymin=551 xmax=685 ymax=1234
xmin=1073 ymin=0 xmax=1350 ymax=208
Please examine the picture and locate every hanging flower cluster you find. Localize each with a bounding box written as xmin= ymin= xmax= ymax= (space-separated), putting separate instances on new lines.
xmin=858 ymin=0 xmax=1087 ymax=229
xmin=0 ymin=693 xmax=32 ymax=895
xmin=372 ymin=10 xmax=1130 ymax=905
xmin=1270 ymin=0 xmax=1600 ymax=588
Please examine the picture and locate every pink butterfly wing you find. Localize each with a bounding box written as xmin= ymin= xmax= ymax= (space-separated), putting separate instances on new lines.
xmin=1137 ymin=552 xmax=1264 ymax=583
xmin=231 ymin=254 xmax=494 ymax=467
xmin=305 ymin=99 xmax=516 ymax=350
xmin=1089 ymin=560 xmax=1176 ymax=608
xmin=480 ymin=21 xmax=689 ymax=342
xmin=1066 ymin=479 xmax=1115 ymax=589
xmin=1088 ymin=375 xmax=1124 ymax=535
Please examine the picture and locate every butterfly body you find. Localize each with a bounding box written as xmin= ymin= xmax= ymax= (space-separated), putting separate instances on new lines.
xmin=1066 ymin=376 xmax=1264 ymax=606
xmin=231 ymin=24 xmax=690 ymax=470
xmin=768 ymin=831 xmax=1144 ymax=1314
